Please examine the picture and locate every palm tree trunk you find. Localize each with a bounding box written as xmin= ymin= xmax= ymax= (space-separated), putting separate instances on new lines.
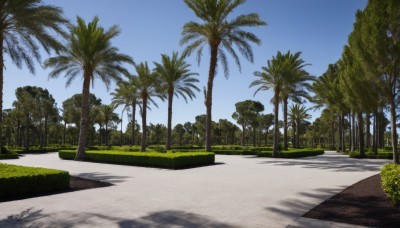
xmin=373 ymin=110 xmax=377 ymax=155
xmin=131 ymin=101 xmax=136 ymax=145
xmin=253 ymin=126 xmax=256 ymax=147
xmin=141 ymin=96 xmax=148 ymax=152
xmin=348 ymin=112 xmax=352 ymax=151
xmin=273 ymin=88 xmax=280 ymax=157
xmin=241 ymin=126 xmax=245 ymax=146
xmin=358 ymin=112 xmax=365 ymax=157
xmin=338 ymin=114 xmax=342 ymax=152
xmin=0 ymin=34 xmax=3 ymax=152
xmin=365 ymin=112 xmax=371 ymax=149
xmin=63 ymin=121 xmax=66 ymax=145
xmin=105 ymin=121 xmax=108 ymax=146
xmin=331 ymin=118 xmax=335 ymax=148
xmin=351 ymin=112 xmax=355 ymax=152
xmin=205 ymin=44 xmax=218 ymax=152
xmin=25 ymin=116 xmax=30 ymax=152
xmin=76 ymin=72 xmax=91 ymax=160
xmin=265 ymin=129 xmax=268 ymax=146
xmin=283 ymin=98 xmax=288 ymax=150
xmin=44 ymin=117 xmax=48 ymax=147
xmin=389 ymin=93 xmax=399 ymax=163
xmin=166 ymin=88 xmax=173 ymax=150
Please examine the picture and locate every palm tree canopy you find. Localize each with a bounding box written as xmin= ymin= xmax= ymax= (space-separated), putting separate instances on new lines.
xmin=134 ymin=62 xmax=165 ymax=110
xmin=44 ymin=16 xmax=134 ymax=88
xmin=0 ymin=0 xmax=69 ymax=73
xmin=111 ymin=78 xmax=139 ymax=111
xmin=154 ymin=52 xmax=200 ymax=103
xmin=289 ymin=103 xmax=311 ymax=124
xmin=180 ymin=0 xmax=266 ymax=77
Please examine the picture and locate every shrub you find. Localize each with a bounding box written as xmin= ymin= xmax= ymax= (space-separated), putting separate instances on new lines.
xmin=213 ymin=150 xmax=258 ymax=155
xmin=0 ymin=153 xmax=19 ymax=160
xmin=0 ymin=163 xmax=69 ymax=198
xmin=381 ymin=163 xmax=400 ymax=206
xmin=257 ymin=149 xmax=324 ymax=158
xmin=59 ymin=150 xmax=215 ymax=169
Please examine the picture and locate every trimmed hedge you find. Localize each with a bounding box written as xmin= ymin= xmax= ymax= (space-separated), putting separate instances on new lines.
xmin=0 ymin=153 xmax=19 ymax=159
xmin=213 ymin=150 xmax=258 ymax=155
xmin=381 ymin=163 xmax=400 ymax=206
xmin=258 ymin=149 xmax=324 ymax=158
xmin=349 ymin=151 xmax=393 ymax=159
xmin=0 ymin=163 xmax=69 ymax=198
xmin=59 ymin=150 xmax=215 ymax=169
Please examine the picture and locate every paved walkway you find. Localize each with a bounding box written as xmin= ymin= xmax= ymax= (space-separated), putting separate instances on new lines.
xmin=0 ymin=152 xmax=387 ymax=227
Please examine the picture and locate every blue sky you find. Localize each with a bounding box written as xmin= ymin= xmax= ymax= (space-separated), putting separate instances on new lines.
xmin=4 ymin=0 xmax=367 ymax=128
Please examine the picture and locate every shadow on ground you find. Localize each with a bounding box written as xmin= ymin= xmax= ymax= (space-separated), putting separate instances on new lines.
xmin=75 ymin=172 xmax=130 ymax=183
xmin=0 ymin=208 xmax=237 ymax=228
xmin=265 ymin=186 xmax=346 ymax=221
xmin=255 ymin=155 xmax=386 ymax=172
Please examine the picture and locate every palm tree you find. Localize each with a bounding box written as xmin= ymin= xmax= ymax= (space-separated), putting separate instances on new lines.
xmin=289 ymin=104 xmax=311 ymax=148
xmin=154 ymin=52 xmax=200 ymax=150
xmin=111 ymin=78 xmax=139 ymax=145
xmin=99 ymin=104 xmax=119 ymax=146
xmin=134 ymin=62 xmax=164 ymax=152
xmin=0 ymin=0 xmax=69 ymax=152
xmin=279 ymin=52 xmax=313 ymax=150
xmin=250 ymin=51 xmax=292 ymax=156
xmin=44 ymin=16 xmax=134 ymax=160
xmin=181 ymin=0 xmax=266 ymax=152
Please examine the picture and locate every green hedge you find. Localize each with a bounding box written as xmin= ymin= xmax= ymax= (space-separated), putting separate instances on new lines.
xmin=258 ymin=149 xmax=324 ymax=158
xmin=0 ymin=153 xmax=19 ymax=159
xmin=381 ymin=163 xmax=400 ymax=206
xmin=59 ymin=150 xmax=215 ymax=169
xmin=0 ymin=163 xmax=69 ymax=198
xmin=213 ymin=150 xmax=258 ymax=155
xmin=349 ymin=151 xmax=393 ymax=159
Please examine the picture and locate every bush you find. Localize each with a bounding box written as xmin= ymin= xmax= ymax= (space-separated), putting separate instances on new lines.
xmin=213 ymin=150 xmax=258 ymax=155
xmin=349 ymin=151 xmax=393 ymax=159
xmin=59 ymin=150 xmax=215 ymax=169
xmin=0 ymin=163 xmax=69 ymax=198
xmin=381 ymin=163 xmax=400 ymax=206
xmin=0 ymin=153 xmax=19 ymax=160
xmin=257 ymin=149 xmax=324 ymax=158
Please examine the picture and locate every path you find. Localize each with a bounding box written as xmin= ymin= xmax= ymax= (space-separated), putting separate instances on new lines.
xmin=0 ymin=152 xmax=387 ymax=227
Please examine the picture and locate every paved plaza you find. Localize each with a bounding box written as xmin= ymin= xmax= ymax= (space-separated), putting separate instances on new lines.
xmin=0 ymin=152 xmax=387 ymax=227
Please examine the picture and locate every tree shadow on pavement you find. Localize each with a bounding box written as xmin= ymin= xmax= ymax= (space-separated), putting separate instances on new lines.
xmin=255 ymin=156 xmax=387 ymax=172
xmin=265 ymin=186 xmax=346 ymax=222
xmin=75 ymin=172 xmax=130 ymax=183
xmin=0 ymin=208 xmax=238 ymax=228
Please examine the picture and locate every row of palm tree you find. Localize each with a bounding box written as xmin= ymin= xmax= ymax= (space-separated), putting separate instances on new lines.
xmin=250 ymin=51 xmax=314 ymax=156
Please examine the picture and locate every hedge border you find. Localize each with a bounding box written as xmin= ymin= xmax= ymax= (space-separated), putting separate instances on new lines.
xmin=0 ymin=163 xmax=70 ymax=198
xmin=59 ymin=150 xmax=215 ymax=169
xmin=257 ymin=149 xmax=324 ymax=158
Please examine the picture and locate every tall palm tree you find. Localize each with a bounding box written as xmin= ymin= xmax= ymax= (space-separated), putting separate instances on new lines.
xmin=99 ymin=104 xmax=119 ymax=146
xmin=44 ymin=16 xmax=134 ymax=160
xmin=250 ymin=51 xmax=293 ymax=156
xmin=134 ymin=62 xmax=164 ymax=152
xmin=0 ymin=0 xmax=69 ymax=152
xmin=181 ymin=0 xmax=266 ymax=152
xmin=279 ymin=52 xmax=313 ymax=150
xmin=154 ymin=52 xmax=200 ymax=150
xmin=289 ymin=104 xmax=311 ymax=148
xmin=111 ymin=77 xmax=140 ymax=145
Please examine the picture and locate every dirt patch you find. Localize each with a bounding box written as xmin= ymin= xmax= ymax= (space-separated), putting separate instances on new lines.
xmin=304 ymin=174 xmax=400 ymax=227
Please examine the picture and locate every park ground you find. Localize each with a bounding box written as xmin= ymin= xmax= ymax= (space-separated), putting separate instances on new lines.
xmin=0 ymin=152 xmax=387 ymax=227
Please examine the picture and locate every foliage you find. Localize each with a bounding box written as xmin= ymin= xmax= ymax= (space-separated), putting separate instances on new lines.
xmin=381 ymin=164 xmax=400 ymax=206
xmin=59 ymin=150 xmax=215 ymax=169
xmin=0 ymin=163 xmax=69 ymax=197
xmin=257 ymin=148 xmax=324 ymax=158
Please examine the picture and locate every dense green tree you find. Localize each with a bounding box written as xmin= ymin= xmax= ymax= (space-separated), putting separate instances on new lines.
xmin=181 ymin=0 xmax=266 ymax=151
xmin=45 ymin=16 xmax=133 ymax=160
xmin=259 ymin=113 xmax=274 ymax=146
xmin=173 ymin=124 xmax=186 ymax=146
xmin=232 ymin=100 xmax=264 ymax=146
xmin=0 ymin=0 xmax=68 ymax=152
xmin=154 ymin=52 xmax=200 ymax=150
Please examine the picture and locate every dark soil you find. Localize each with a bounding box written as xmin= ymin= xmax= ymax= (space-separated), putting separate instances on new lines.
xmin=304 ymin=174 xmax=400 ymax=228
xmin=0 ymin=176 xmax=112 ymax=202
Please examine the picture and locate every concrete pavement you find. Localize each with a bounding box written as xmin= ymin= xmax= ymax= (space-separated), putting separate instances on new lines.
xmin=0 ymin=152 xmax=387 ymax=227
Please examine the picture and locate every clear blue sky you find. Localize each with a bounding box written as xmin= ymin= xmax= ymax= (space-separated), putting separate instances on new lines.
xmin=4 ymin=0 xmax=367 ymax=128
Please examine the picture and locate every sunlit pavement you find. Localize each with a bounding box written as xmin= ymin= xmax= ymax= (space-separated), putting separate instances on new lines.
xmin=0 ymin=151 xmax=387 ymax=227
